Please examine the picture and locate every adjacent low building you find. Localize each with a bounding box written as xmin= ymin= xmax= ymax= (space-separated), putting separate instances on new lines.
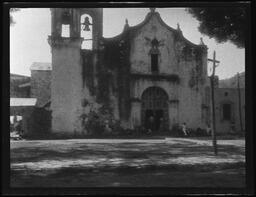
xmin=10 ymin=74 xmax=31 ymax=98
xmin=215 ymin=75 xmax=245 ymax=134
xmin=10 ymin=98 xmax=37 ymax=135
xmin=10 ymin=63 xmax=52 ymax=135
xmin=30 ymin=62 xmax=52 ymax=107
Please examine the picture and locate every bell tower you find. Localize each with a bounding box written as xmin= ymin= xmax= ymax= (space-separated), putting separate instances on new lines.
xmin=48 ymin=8 xmax=103 ymax=135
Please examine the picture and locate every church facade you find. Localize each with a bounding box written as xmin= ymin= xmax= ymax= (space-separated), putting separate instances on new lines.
xmin=48 ymin=8 xmax=211 ymax=135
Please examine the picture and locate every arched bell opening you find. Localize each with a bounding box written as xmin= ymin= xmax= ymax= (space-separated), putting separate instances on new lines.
xmin=61 ymin=24 xmax=70 ymax=37
xmin=59 ymin=8 xmax=72 ymax=38
xmin=141 ymin=87 xmax=169 ymax=132
xmin=80 ymin=14 xmax=93 ymax=50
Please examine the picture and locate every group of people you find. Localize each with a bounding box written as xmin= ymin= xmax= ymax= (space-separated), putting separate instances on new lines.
xmin=145 ymin=114 xmax=213 ymax=136
xmin=145 ymin=115 xmax=165 ymax=134
xmin=10 ymin=115 xmax=23 ymax=135
xmin=181 ymin=122 xmax=212 ymax=136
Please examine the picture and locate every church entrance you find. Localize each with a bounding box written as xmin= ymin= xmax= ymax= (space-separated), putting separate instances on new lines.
xmin=141 ymin=87 xmax=169 ymax=133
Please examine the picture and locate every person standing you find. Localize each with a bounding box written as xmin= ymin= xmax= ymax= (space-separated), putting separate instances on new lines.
xmin=181 ymin=122 xmax=188 ymax=136
xmin=159 ymin=117 xmax=164 ymax=132
xmin=147 ymin=115 xmax=155 ymax=134
xmin=229 ymin=121 xmax=236 ymax=134
xmin=206 ymin=123 xmax=212 ymax=136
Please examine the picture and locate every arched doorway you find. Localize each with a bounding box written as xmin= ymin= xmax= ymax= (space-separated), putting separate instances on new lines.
xmin=141 ymin=87 xmax=169 ymax=132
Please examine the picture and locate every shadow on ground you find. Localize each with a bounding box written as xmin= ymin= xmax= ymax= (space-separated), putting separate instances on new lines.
xmin=10 ymin=138 xmax=245 ymax=187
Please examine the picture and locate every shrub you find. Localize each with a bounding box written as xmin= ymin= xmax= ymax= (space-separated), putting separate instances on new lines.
xmin=81 ymin=110 xmax=104 ymax=136
xmin=188 ymin=127 xmax=208 ymax=136
xmin=80 ymin=104 xmax=123 ymax=136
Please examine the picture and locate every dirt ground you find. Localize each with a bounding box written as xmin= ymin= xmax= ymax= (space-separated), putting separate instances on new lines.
xmin=10 ymin=138 xmax=245 ymax=187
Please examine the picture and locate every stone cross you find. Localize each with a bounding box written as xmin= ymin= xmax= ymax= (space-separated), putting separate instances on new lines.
xmin=207 ymin=51 xmax=220 ymax=155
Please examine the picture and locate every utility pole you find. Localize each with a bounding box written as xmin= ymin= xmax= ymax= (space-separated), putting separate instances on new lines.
xmin=237 ymin=72 xmax=243 ymax=132
xmin=208 ymin=51 xmax=220 ymax=156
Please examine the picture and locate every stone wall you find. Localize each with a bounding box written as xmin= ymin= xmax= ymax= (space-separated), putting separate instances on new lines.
xmin=215 ymin=88 xmax=245 ymax=133
xmin=178 ymin=57 xmax=207 ymax=129
xmin=49 ymin=37 xmax=84 ymax=135
xmin=129 ymin=13 xmax=208 ymax=130
xmin=30 ymin=70 xmax=51 ymax=107
xmin=10 ymin=74 xmax=31 ymax=98
xmin=49 ymin=8 xmax=104 ymax=136
xmin=130 ymin=15 xmax=179 ymax=75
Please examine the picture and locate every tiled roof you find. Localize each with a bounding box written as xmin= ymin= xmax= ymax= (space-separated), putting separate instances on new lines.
xmin=30 ymin=62 xmax=52 ymax=71
xmin=10 ymin=98 xmax=37 ymax=107
xmin=10 ymin=73 xmax=30 ymax=80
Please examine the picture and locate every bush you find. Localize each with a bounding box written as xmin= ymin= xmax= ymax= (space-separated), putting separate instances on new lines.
xmin=80 ymin=104 xmax=123 ymax=136
xmin=188 ymin=127 xmax=208 ymax=137
xmin=169 ymin=124 xmax=209 ymax=137
xmin=81 ymin=111 xmax=104 ymax=136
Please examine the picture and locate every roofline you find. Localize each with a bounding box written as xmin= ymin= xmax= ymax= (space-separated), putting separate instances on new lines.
xmin=30 ymin=62 xmax=52 ymax=71
xmin=30 ymin=68 xmax=52 ymax=71
xmin=103 ymin=11 xmax=206 ymax=48
xmin=10 ymin=73 xmax=31 ymax=78
xmin=103 ymin=12 xmax=158 ymax=42
xmin=217 ymin=87 xmax=245 ymax=90
xmin=18 ymin=82 xmax=31 ymax=88
xmin=10 ymin=98 xmax=37 ymax=107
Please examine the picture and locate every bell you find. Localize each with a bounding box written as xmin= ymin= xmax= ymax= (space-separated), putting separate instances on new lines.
xmin=82 ymin=17 xmax=92 ymax=31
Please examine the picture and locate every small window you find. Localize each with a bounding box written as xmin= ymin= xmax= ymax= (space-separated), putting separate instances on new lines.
xmin=151 ymin=54 xmax=158 ymax=73
xmin=223 ymin=103 xmax=231 ymax=120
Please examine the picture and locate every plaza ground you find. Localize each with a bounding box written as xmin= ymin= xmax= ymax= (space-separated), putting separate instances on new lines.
xmin=10 ymin=137 xmax=245 ymax=187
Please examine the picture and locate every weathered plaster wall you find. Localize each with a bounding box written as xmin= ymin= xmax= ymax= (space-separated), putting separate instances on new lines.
xmin=215 ymin=88 xmax=245 ymax=133
xmin=10 ymin=74 xmax=31 ymax=98
xmin=177 ymin=58 xmax=205 ymax=129
xmin=30 ymin=70 xmax=51 ymax=107
xmin=49 ymin=8 xmax=104 ymax=136
xmin=50 ymin=39 xmax=84 ymax=135
xmin=129 ymin=14 xmax=208 ymax=130
xmin=130 ymin=15 xmax=178 ymax=75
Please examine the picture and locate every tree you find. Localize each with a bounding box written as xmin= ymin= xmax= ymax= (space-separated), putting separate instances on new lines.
xmin=10 ymin=8 xmax=20 ymax=26
xmin=187 ymin=7 xmax=246 ymax=48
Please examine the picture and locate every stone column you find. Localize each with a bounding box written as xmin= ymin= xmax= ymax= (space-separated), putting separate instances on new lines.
xmin=168 ymin=101 xmax=179 ymax=129
xmin=130 ymin=100 xmax=141 ymax=129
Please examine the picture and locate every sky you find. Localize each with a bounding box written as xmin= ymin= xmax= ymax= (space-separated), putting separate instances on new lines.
xmin=10 ymin=8 xmax=245 ymax=79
